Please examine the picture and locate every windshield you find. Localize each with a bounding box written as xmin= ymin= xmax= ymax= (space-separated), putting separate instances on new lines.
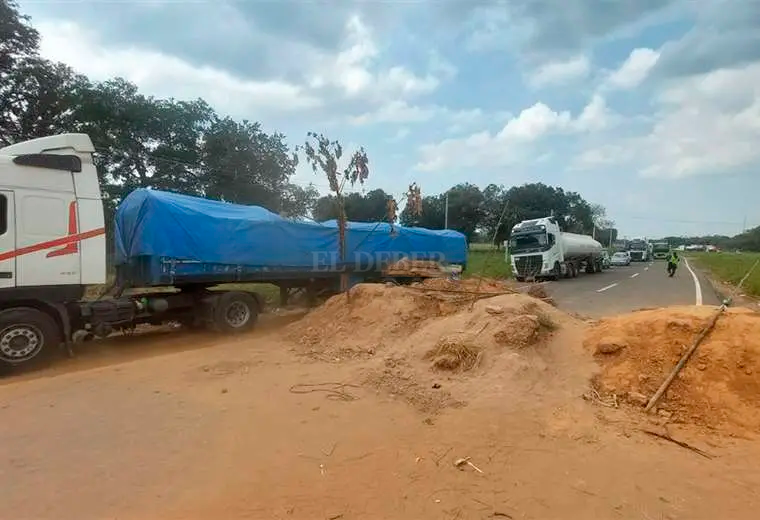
xmin=509 ymin=231 xmax=548 ymax=254
xmin=630 ymin=241 xmax=646 ymax=250
xmin=612 ymin=253 xmax=627 ymax=259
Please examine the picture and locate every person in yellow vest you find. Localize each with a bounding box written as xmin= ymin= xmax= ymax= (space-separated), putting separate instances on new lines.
xmin=667 ymin=250 xmax=680 ymax=277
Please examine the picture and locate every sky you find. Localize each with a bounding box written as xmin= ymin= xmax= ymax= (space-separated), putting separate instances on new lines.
xmin=18 ymin=0 xmax=760 ymax=238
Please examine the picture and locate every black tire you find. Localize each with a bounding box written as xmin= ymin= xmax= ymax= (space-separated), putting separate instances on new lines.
xmin=211 ymin=292 xmax=259 ymax=333
xmin=0 ymin=307 xmax=61 ymax=369
xmin=551 ymin=262 xmax=561 ymax=281
xmin=515 ymin=276 xmax=525 ymax=283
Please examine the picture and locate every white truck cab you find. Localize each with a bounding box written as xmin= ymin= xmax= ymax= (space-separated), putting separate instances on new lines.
xmin=509 ymin=216 xmax=603 ymax=281
xmin=0 ymin=134 xmax=106 ymax=366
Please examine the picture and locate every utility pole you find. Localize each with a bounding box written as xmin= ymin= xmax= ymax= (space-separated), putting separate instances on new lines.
xmin=444 ymin=191 xmax=449 ymax=229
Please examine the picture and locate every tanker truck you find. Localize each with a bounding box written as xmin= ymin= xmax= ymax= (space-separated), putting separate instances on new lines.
xmin=629 ymin=237 xmax=650 ymax=262
xmin=509 ymin=217 xmax=604 ymax=282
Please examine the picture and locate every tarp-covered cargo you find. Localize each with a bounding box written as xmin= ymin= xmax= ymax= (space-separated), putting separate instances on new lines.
xmin=114 ymin=189 xmax=466 ymax=284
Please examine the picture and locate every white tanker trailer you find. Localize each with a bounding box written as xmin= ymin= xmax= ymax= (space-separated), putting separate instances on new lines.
xmin=508 ymin=216 xmax=604 ymax=282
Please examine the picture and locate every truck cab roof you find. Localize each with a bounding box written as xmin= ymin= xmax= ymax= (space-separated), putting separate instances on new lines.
xmin=0 ymin=134 xmax=95 ymax=156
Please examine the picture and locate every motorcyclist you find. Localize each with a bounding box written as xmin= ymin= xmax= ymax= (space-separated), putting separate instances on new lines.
xmin=667 ymin=250 xmax=680 ymax=277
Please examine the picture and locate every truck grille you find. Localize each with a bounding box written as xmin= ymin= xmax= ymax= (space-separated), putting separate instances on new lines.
xmin=514 ymin=255 xmax=543 ymax=277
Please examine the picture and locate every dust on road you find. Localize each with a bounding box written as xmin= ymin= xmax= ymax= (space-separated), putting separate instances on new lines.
xmin=1 ymin=283 xmax=759 ymax=520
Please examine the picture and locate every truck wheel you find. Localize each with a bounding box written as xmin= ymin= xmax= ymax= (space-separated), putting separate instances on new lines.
xmin=211 ymin=292 xmax=259 ymax=333
xmin=515 ymin=276 xmax=525 ymax=283
xmin=570 ymin=264 xmax=578 ymax=278
xmin=551 ymin=262 xmax=561 ymax=281
xmin=0 ymin=308 xmax=61 ymax=368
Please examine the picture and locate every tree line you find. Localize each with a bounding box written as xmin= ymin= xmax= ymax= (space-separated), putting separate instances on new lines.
xmin=659 ymin=228 xmax=760 ymax=252
xmin=1 ymin=0 xmax=616 ymax=245
xmin=1 ymin=0 xmax=317 ymax=223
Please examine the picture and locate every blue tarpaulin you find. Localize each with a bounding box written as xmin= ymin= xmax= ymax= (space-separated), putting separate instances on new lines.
xmin=114 ymin=189 xmax=467 ymax=274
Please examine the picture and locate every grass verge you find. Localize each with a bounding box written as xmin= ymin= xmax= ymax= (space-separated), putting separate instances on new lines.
xmin=689 ymin=252 xmax=760 ymax=298
xmin=466 ymin=249 xmax=512 ymax=279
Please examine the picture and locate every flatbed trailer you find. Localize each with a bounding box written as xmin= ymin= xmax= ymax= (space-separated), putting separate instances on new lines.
xmin=0 ymin=134 xmax=466 ymax=369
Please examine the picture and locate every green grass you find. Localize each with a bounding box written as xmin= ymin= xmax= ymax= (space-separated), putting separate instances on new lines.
xmin=214 ymin=283 xmax=281 ymax=303
xmin=689 ymin=252 xmax=760 ymax=298
xmin=465 ymin=249 xmax=512 ymax=279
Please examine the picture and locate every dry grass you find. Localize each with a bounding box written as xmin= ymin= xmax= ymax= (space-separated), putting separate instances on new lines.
xmin=424 ymin=336 xmax=484 ymax=372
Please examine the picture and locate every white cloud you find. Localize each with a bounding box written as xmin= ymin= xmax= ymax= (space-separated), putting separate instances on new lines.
xmin=415 ymin=95 xmax=611 ymax=171
xmin=576 ymin=61 xmax=760 ymax=178
xmin=36 ymin=21 xmax=321 ymax=116
xmin=36 ymin=14 xmax=447 ymax=123
xmin=528 ymin=55 xmax=591 ymax=87
xmin=638 ymin=63 xmax=760 ymax=178
xmin=575 ymin=94 xmax=615 ymax=131
xmin=309 ymin=16 xmax=441 ymax=101
xmin=604 ymin=48 xmax=660 ymax=90
xmin=348 ymin=100 xmax=437 ymax=125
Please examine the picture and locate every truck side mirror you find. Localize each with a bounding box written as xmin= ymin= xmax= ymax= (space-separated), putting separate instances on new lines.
xmin=548 ymin=233 xmax=555 ymax=246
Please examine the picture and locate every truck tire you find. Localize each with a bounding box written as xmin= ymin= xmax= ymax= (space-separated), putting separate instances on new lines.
xmin=0 ymin=307 xmax=61 ymax=369
xmin=211 ymin=292 xmax=259 ymax=334
xmin=551 ymin=262 xmax=561 ymax=281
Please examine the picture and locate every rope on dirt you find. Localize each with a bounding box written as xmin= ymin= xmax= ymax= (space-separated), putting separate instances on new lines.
xmin=289 ymin=382 xmax=361 ymax=402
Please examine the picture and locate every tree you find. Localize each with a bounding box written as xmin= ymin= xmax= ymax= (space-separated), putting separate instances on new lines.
xmin=0 ymin=1 xmax=88 ymax=146
xmin=201 ymin=116 xmax=303 ymax=214
xmin=280 ymin=183 xmax=319 ymax=219
xmin=480 ymin=183 xmax=509 ymax=245
xmin=70 ymin=78 xmax=214 ymax=209
xmin=312 ymin=189 xmax=392 ymax=222
xmin=400 ymin=194 xmax=445 ymax=229
xmin=0 ymin=58 xmax=90 ymax=145
xmin=0 ymin=0 xmax=38 ymax=72
xmin=299 ymin=132 xmax=370 ymax=291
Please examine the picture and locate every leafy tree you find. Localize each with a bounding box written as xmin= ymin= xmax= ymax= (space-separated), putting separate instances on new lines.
xmin=313 ymin=189 xmax=392 ymax=222
xmin=201 ymin=116 xmax=301 ymax=213
xmin=400 ymin=194 xmax=445 ymax=229
xmin=445 ymin=183 xmax=484 ymax=241
xmin=280 ymin=183 xmax=319 ymax=219
xmin=1 ymin=58 xmax=90 ymax=145
xmin=71 ymin=79 xmax=214 ymax=206
xmin=0 ymin=0 xmax=38 ymax=72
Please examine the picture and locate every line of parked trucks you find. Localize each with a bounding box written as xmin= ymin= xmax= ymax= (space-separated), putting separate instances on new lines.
xmin=508 ymin=225 xmax=674 ymax=280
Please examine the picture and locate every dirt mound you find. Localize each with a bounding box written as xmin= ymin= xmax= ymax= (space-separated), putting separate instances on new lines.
xmin=286 ymin=283 xmax=465 ymax=360
xmin=287 ymin=281 xmax=573 ymax=413
xmin=585 ymin=306 xmax=760 ymax=433
xmin=420 ymin=276 xmax=514 ymax=294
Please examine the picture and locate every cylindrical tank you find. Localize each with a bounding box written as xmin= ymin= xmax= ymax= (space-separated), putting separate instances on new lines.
xmin=560 ymin=232 xmax=603 ymax=258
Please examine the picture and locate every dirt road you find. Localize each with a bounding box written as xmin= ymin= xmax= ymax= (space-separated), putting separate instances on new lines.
xmin=1 ymin=294 xmax=759 ymax=520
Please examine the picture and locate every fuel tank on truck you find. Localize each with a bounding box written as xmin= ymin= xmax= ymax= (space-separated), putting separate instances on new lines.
xmin=560 ymin=232 xmax=603 ymax=258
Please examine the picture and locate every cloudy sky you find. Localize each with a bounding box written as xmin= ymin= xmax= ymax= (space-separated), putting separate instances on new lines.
xmin=20 ymin=0 xmax=760 ymax=238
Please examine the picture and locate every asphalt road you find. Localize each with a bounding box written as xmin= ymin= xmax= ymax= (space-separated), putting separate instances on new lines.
xmin=546 ymin=258 xmax=721 ymax=318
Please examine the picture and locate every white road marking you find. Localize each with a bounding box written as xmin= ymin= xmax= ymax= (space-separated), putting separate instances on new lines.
xmin=597 ymin=283 xmax=619 ymax=293
xmin=684 ymin=258 xmax=703 ymax=306
xmin=644 ymin=267 xmax=649 ymax=271
xmin=631 ymin=273 xmax=639 ymax=278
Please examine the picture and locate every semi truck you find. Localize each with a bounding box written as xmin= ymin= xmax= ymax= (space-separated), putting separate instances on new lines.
xmin=651 ymin=241 xmax=670 ymax=260
xmin=509 ymin=217 xmax=604 ymax=282
xmin=612 ymin=239 xmax=630 ymax=253
xmin=0 ymin=134 xmax=467 ymax=369
xmin=629 ymin=237 xmax=650 ymax=262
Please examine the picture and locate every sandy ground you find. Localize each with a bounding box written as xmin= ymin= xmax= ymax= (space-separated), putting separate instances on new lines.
xmin=1 ymin=306 xmax=760 ymax=520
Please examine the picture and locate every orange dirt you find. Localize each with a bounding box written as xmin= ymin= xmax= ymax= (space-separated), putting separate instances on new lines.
xmin=586 ymin=305 xmax=760 ymax=434
xmin=2 ymin=293 xmax=760 ymax=519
